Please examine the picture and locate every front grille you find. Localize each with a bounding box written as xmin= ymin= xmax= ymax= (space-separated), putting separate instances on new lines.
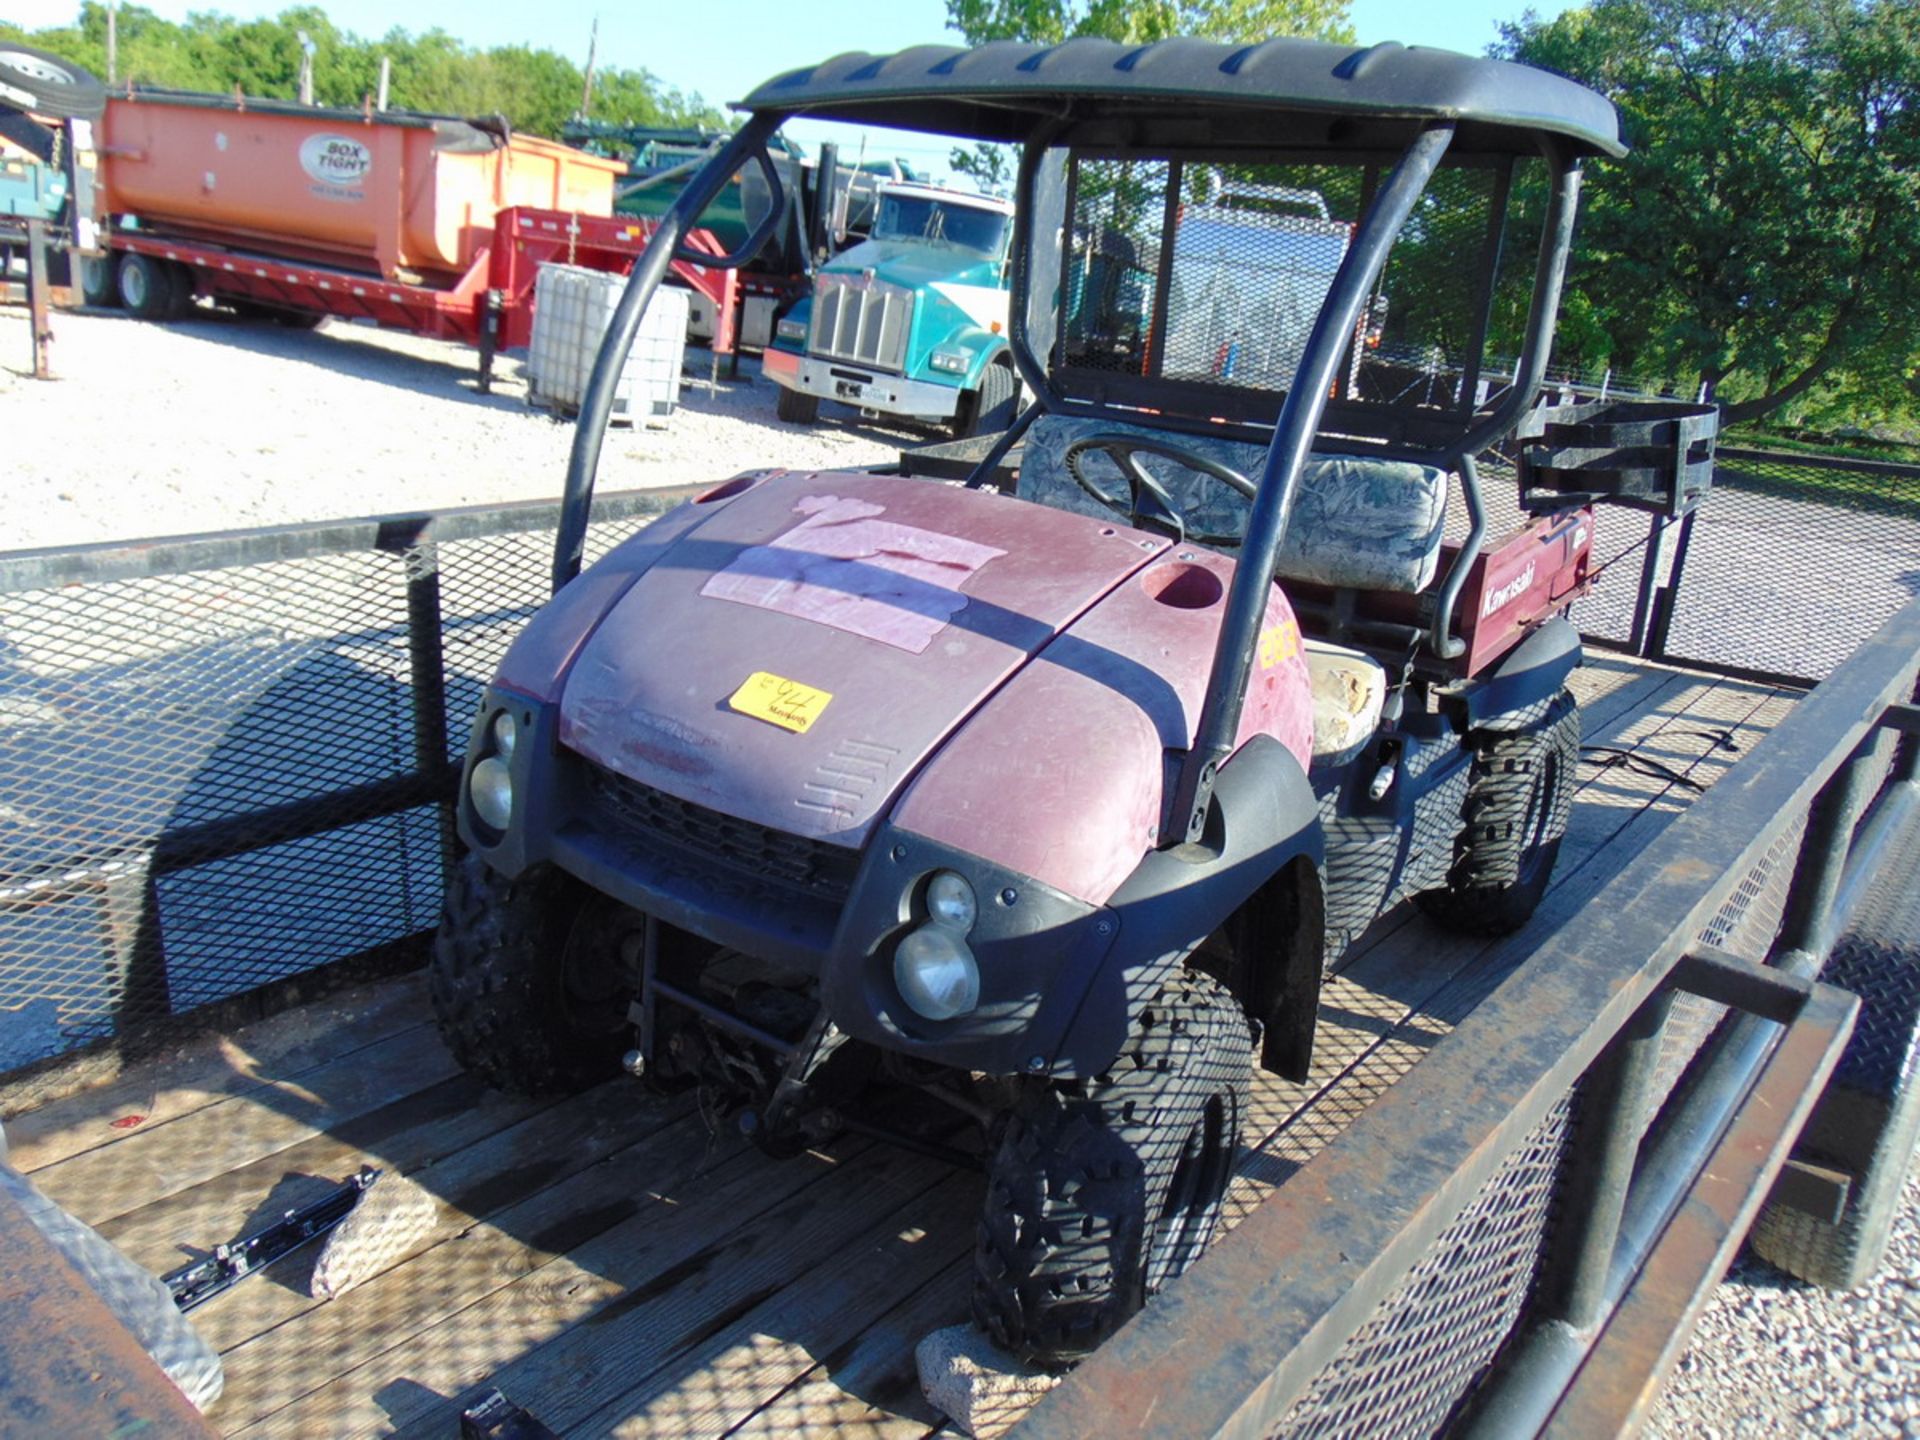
xmin=585 ymin=766 xmax=861 ymax=905
xmin=810 ymin=274 xmax=914 ymax=373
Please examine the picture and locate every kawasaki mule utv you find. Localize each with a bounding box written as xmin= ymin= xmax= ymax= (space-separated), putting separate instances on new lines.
xmin=431 ymin=36 xmax=1712 ymax=1366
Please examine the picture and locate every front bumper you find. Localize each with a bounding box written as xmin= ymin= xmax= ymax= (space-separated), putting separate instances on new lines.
xmin=459 ymin=685 xmax=1119 ymax=1077
xmin=761 ymin=346 xmax=963 ymax=421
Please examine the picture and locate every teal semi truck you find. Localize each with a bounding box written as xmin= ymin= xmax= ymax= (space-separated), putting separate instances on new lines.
xmin=763 ymin=181 xmax=1018 ymax=437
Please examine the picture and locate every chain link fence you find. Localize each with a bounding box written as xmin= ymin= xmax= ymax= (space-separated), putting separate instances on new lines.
xmin=0 ymin=490 xmax=691 ymax=1078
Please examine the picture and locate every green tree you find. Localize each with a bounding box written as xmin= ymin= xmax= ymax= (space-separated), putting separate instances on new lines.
xmin=1499 ymin=0 xmax=1920 ymax=426
xmin=0 ymin=5 xmax=725 ymax=138
xmin=943 ymin=0 xmax=1355 ymax=190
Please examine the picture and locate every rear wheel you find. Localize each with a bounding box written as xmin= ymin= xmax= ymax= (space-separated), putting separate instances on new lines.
xmin=116 ymin=253 xmax=178 ymax=320
xmin=430 ymin=856 xmax=640 ymax=1097
xmin=1417 ymin=690 xmax=1579 ymax=936
xmin=162 ymin=260 xmax=196 ymax=319
xmin=972 ymin=970 xmax=1249 ymax=1367
xmin=776 ymin=384 xmax=819 ymax=424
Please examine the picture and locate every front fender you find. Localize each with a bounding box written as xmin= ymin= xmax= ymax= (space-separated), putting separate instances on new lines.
xmin=1052 ymin=735 xmax=1325 ymax=1076
xmin=946 ymin=331 xmax=1007 ymax=389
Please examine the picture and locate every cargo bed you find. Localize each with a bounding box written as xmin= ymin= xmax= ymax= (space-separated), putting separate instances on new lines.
xmin=1 ymin=653 xmax=1810 ymax=1438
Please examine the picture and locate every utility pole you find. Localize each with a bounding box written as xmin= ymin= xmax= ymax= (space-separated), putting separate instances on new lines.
xmin=106 ymin=0 xmax=118 ymax=87
xmin=296 ymin=29 xmax=315 ymax=106
xmin=376 ymin=55 xmax=390 ymax=111
xmin=580 ymin=16 xmax=598 ymax=117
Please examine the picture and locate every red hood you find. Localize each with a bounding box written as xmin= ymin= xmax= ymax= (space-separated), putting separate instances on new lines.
xmin=557 ymin=472 xmax=1170 ymax=847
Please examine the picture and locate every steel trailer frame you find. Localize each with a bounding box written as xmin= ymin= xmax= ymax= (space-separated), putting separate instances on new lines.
xmin=102 ymin=206 xmax=741 ymax=391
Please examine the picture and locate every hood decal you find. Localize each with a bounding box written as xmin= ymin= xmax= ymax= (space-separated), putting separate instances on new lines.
xmin=699 ymin=495 xmax=1007 ymax=654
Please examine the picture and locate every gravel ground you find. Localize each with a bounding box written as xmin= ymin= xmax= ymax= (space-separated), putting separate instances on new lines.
xmin=1648 ymin=1165 xmax=1920 ymax=1437
xmin=7 ymin=296 xmax=1920 ymax=1433
xmin=1 ymin=302 xmax=924 ymax=550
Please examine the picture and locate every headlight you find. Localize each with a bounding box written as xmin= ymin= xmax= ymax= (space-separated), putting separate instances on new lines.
xmin=490 ymin=710 xmax=517 ymax=760
xmin=929 ymin=348 xmax=970 ymax=374
xmin=776 ymin=318 xmax=808 ymax=342
xmin=470 ymin=755 xmax=514 ymax=831
xmin=926 ymin=871 xmax=977 ymax=931
xmin=894 ymin=925 xmax=980 ymax=1020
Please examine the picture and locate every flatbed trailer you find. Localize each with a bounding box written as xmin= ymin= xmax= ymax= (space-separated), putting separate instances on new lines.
xmin=102 ymin=206 xmax=741 ymax=391
xmin=79 ymin=89 xmax=746 ymax=385
xmin=0 ymin=471 xmax=1913 ymax=1438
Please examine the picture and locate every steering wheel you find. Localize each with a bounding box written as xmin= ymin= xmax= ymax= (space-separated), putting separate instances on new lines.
xmin=1062 ymin=433 xmax=1257 ymax=544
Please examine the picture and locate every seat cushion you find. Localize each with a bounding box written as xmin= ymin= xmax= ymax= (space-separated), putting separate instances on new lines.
xmin=1018 ymin=415 xmax=1448 ymax=593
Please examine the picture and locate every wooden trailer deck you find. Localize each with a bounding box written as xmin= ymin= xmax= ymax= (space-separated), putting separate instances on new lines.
xmin=1 ymin=653 xmax=1802 ymax=1439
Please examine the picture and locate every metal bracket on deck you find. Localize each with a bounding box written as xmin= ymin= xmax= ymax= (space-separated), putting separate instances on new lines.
xmin=162 ymin=1167 xmax=378 ymax=1311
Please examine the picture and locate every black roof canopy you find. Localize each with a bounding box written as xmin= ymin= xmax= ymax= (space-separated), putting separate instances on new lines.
xmin=740 ymin=36 xmax=1624 ymax=159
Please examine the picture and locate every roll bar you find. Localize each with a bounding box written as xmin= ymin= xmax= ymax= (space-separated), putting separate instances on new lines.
xmin=552 ymin=112 xmax=785 ymax=593
xmin=1165 ymin=122 xmax=1456 ymax=845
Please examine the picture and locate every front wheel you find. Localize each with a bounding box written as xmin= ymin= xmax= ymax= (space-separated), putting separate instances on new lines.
xmin=953 ymin=361 xmax=1018 ymax=440
xmin=972 ymin=970 xmax=1250 ymax=1367
xmin=776 ymin=384 xmax=819 ymax=424
xmin=1416 ymin=690 xmax=1579 ymax=936
xmin=78 ymin=253 xmax=117 ymax=307
xmin=430 ymin=856 xmax=641 ymax=1097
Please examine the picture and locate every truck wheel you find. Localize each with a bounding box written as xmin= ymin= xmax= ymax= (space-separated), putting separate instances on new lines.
xmin=777 ymin=385 xmax=819 ymax=424
xmin=162 ymin=260 xmax=197 ymax=319
xmin=972 ymin=970 xmax=1250 ymax=1367
xmin=954 ymin=361 xmax=1018 ymax=440
xmin=116 ymin=253 xmax=178 ymax=321
xmin=78 ymin=254 xmax=118 ymax=307
xmin=1416 ymin=690 xmax=1579 ymax=936
xmin=1748 ymin=818 xmax=1920 ymax=1289
xmin=430 ymin=855 xmax=640 ymax=1097
xmin=0 ymin=44 xmax=105 ymax=119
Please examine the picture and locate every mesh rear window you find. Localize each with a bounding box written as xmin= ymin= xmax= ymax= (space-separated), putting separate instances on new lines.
xmin=1055 ymin=152 xmax=1539 ymax=424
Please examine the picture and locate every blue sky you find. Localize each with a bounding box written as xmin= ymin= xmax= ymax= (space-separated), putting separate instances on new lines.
xmin=4 ymin=0 xmax=1570 ymax=176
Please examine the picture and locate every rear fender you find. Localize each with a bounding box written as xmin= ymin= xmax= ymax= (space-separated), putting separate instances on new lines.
xmin=1452 ymin=616 xmax=1581 ymax=733
xmin=1052 ymin=734 xmax=1324 ymax=1077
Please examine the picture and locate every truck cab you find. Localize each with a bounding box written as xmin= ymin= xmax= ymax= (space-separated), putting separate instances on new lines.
xmin=762 ymin=180 xmax=1018 ymax=436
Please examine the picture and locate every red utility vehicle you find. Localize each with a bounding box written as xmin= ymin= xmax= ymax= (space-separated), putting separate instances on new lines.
xmin=429 ymin=36 xmax=1717 ymax=1367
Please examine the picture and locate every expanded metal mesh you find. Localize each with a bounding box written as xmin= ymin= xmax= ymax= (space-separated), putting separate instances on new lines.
xmin=1058 ymin=155 xmax=1536 ymax=422
xmin=0 ymin=504 xmax=657 ymax=1075
xmin=1647 ymin=450 xmax=1918 ymax=683
xmin=1268 ymin=1095 xmax=1574 ymax=1440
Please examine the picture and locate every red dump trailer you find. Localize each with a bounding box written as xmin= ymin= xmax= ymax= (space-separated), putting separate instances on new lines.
xmin=82 ymin=89 xmax=739 ymax=384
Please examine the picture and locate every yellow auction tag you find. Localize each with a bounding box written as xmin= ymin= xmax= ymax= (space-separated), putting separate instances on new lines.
xmin=728 ymin=671 xmax=834 ymax=734
xmin=1259 ymin=619 xmax=1301 ymax=670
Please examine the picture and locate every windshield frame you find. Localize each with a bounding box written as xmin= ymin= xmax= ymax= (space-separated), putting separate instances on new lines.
xmin=871 ymin=191 xmax=1012 ymax=257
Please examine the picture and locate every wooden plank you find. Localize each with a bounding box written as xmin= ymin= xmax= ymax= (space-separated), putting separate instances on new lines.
xmin=104 ymin=1077 xmax=687 ymax=1352
xmin=34 ymin=1021 xmax=459 ymax=1227
xmin=724 ymin=1261 xmax=965 ymax=1439
xmin=2 ymin=977 xmax=429 ymax=1174
xmin=373 ymin=1145 xmax=958 ymax=1439
xmin=213 ymin=1110 xmax=762 ymax=1434
xmin=542 ymin=1175 xmax=981 ymax=1438
xmin=225 ymin=1138 xmax=933 ymax=1439
xmin=96 ymin=1072 xmax=545 ymax=1276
